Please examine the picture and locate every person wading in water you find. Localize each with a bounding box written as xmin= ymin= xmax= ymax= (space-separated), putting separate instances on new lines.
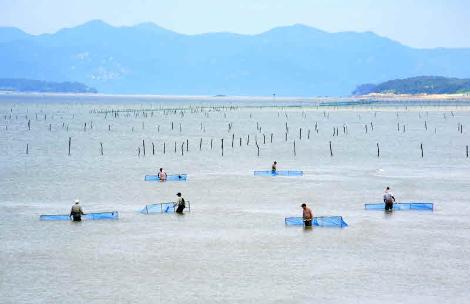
xmin=301 ymin=203 xmax=313 ymax=227
xmin=158 ymin=168 xmax=167 ymax=181
xmin=70 ymin=199 xmax=85 ymax=221
xmin=271 ymin=161 xmax=277 ymax=173
xmin=383 ymin=187 xmax=396 ymax=211
xmin=175 ymin=192 xmax=186 ymax=214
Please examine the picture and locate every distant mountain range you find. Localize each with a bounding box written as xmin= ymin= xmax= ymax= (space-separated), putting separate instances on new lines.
xmin=1 ymin=20 xmax=470 ymax=96
xmin=353 ymin=76 xmax=470 ymax=95
xmin=0 ymin=78 xmax=97 ymax=93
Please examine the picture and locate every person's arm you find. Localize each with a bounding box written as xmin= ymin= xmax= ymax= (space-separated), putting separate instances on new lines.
xmin=392 ymin=195 xmax=396 ymax=202
xmin=80 ymin=206 xmax=85 ymax=215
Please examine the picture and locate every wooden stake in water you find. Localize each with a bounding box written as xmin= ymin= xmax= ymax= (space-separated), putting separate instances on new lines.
xmin=293 ymin=140 xmax=296 ymax=157
xmin=142 ymin=140 xmax=146 ymax=156
xmin=256 ymin=142 xmax=260 ymax=157
xmin=221 ymin=138 xmax=224 ymax=156
xmin=26 ymin=144 xmax=29 ymax=154
xmin=152 ymin=143 xmax=155 ymax=155
xmin=329 ymin=141 xmax=333 ymax=157
xmin=377 ymin=142 xmax=380 ymax=158
xmin=68 ymin=137 xmax=71 ymax=156
xmin=420 ymin=143 xmax=424 ymax=158
xmin=200 ymin=138 xmax=202 ymax=151
xmin=100 ymin=142 xmax=104 ymax=156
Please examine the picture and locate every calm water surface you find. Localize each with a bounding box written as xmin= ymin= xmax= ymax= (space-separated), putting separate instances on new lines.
xmin=1 ymin=95 xmax=469 ymax=303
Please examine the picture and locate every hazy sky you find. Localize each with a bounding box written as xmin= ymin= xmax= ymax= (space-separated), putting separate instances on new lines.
xmin=1 ymin=0 xmax=469 ymax=48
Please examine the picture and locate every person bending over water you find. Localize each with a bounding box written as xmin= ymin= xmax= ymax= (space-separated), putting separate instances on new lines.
xmin=301 ymin=203 xmax=313 ymax=227
xmin=158 ymin=168 xmax=167 ymax=181
xmin=175 ymin=192 xmax=186 ymax=214
xmin=70 ymin=199 xmax=85 ymax=221
xmin=271 ymin=161 xmax=277 ymax=173
xmin=383 ymin=187 xmax=396 ymax=211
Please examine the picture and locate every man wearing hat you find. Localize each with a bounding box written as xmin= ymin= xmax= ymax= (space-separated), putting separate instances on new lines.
xmin=301 ymin=203 xmax=313 ymax=227
xmin=70 ymin=199 xmax=85 ymax=221
xmin=175 ymin=193 xmax=186 ymax=214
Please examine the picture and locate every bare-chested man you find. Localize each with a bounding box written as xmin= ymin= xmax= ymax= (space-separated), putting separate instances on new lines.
xmin=301 ymin=203 xmax=313 ymax=227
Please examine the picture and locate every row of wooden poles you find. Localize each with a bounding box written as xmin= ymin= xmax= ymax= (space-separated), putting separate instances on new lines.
xmin=22 ymin=136 xmax=465 ymax=159
xmin=14 ymin=117 xmax=469 ymax=158
xmin=5 ymin=107 xmax=467 ymax=158
xmin=14 ymin=116 xmax=467 ymax=136
xmin=1 ymin=108 xmax=462 ymax=123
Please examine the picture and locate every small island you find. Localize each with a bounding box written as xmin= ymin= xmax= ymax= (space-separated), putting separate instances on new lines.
xmin=0 ymin=78 xmax=97 ymax=93
xmin=353 ymin=76 xmax=470 ymax=96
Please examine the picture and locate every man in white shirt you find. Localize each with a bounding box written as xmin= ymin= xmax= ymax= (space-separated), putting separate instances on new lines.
xmin=175 ymin=192 xmax=185 ymax=214
xmin=383 ymin=187 xmax=396 ymax=211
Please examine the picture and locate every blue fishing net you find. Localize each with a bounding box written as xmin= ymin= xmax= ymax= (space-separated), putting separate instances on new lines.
xmin=254 ymin=170 xmax=303 ymax=176
xmin=141 ymin=202 xmax=191 ymax=214
xmin=285 ymin=216 xmax=348 ymax=227
xmin=364 ymin=202 xmax=433 ymax=211
xmin=144 ymin=174 xmax=187 ymax=181
xmin=40 ymin=211 xmax=119 ymax=221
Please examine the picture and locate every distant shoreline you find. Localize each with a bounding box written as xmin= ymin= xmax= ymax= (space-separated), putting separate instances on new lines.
xmin=1 ymin=91 xmax=470 ymax=102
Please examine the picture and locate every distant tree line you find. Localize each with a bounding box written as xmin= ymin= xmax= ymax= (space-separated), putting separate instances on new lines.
xmin=353 ymin=76 xmax=470 ymax=95
xmin=0 ymin=78 xmax=97 ymax=93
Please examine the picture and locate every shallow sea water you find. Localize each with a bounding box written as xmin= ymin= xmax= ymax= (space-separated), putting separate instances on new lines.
xmin=1 ymin=95 xmax=469 ymax=303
